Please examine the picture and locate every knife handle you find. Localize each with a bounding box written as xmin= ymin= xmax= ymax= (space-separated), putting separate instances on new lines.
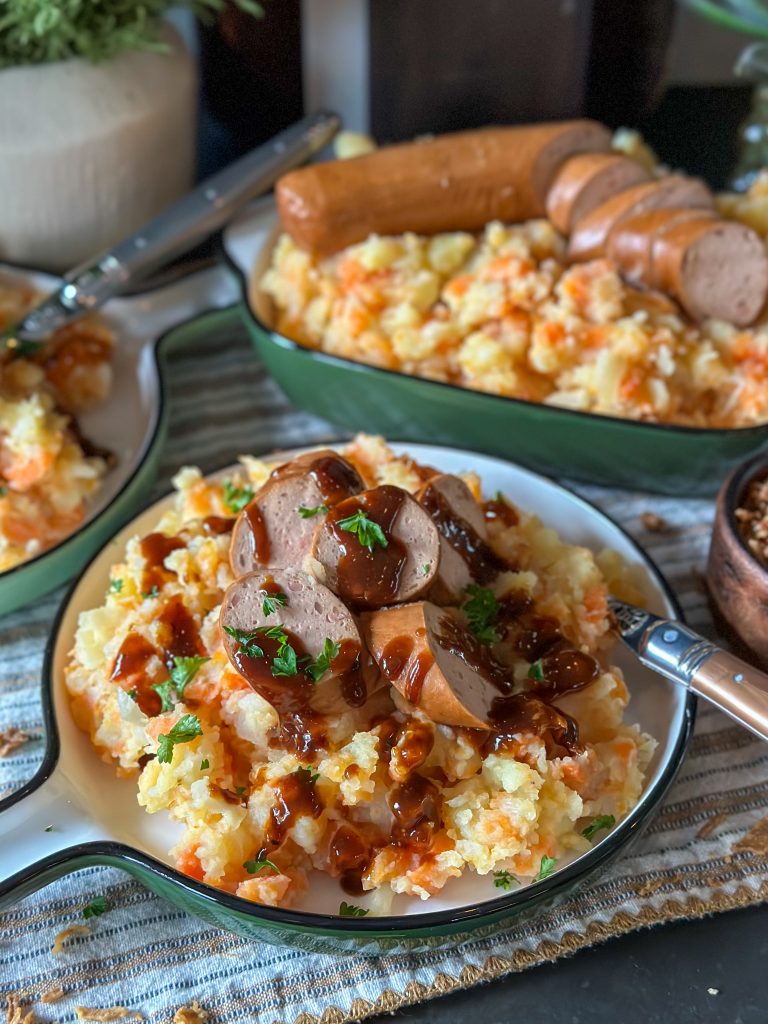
xmin=690 ymin=650 xmax=768 ymax=742
xmin=14 ymin=110 xmax=340 ymax=341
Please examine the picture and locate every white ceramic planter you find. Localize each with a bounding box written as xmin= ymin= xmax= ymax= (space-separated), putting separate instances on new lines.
xmin=0 ymin=24 xmax=196 ymax=272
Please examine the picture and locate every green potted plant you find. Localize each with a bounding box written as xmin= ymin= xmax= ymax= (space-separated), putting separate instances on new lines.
xmin=0 ymin=0 xmax=260 ymax=272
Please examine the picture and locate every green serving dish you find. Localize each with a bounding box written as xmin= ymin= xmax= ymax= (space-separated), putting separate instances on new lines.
xmin=223 ymin=202 xmax=768 ymax=497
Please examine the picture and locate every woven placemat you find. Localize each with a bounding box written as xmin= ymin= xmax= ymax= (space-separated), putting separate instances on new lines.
xmin=1 ymin=320 xmax=766 ymax=1024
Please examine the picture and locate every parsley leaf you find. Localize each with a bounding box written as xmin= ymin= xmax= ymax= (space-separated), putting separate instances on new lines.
xmin=0 ymin=486 xmax=7 ymax=497
xmin=152 ymin=680 xmax=177 ymax=714
xmin=336 ymin=509 xmax=388 ymax=553
xmin=44 ymin=824 xmax=54 ymax=832
xmin=156 ymin=714 xmax=202 ymax=764
xmin=462 ymin=584 xmax=501 ymax=645
xmin=234 ymin=785 xmax=247 ymax=796
xmin=272 ymin=642 xmax=298 ymax=676
xmin=339 ymin=901 xmax=368 ymax=917
xmin=141 ymin=585 xmax=160 ymax=600
xmin=582 ymin=814 xmax=616 ymax=841
xmin=200 ymin=759 xmax=209 ymax=770
xmin=262 ymin=590 xmax=288 ymax=616
xmin=127 ymin=688 xmax=138 ymax=702
xmin=7 ymin=338 xmax=42 ymax=360
xmin=298 ymin=504 xmax=329 ymax=519
xmin=243 ymin=856 xmax=279 ymax=874
xmin=298 ymin=765 xmax=320 ymax=783
xmin=527 ymin=659 xmax=545 ymax=681
xmin=82 ymin=895 xmax=108 ymax=919
xmin=223 ymin=479 xmax=255 ymax=514
xmin=223 ymin=625 xmax=265 ymax=660
xmin=170 ymin=655 xmax=210 ymax=697
xmin=110 ymin=579 xmax=123 ymax=593
xmin=493 ymin=870 xmax=518 ymax=890
xmin=422 ymin=563 xmax=431 ymax=576
xmin=306 ymin=638 xmax=341 ymax=683
xmin=536 ymin=855 xmax=557 ymax=881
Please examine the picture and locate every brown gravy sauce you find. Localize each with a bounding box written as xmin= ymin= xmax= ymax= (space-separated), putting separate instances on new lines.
xmin=256 ymin=767 xmax=324 ymax=862
xmin=486 ymin=694 xmax=582 ymax=757
xmin=482 ymin=496 xmax=519 ymax=528
xmin=202 ymin=515 xmax=235 ymax=535
xmin=325 ymin=485 xmax=409 ymax=607
xmin=139 ymin=532 xmax=186 ymax=595
xmin=434 ymin=612 xmax=512 ymax=695
xmin=420 ymin=481 xmax=508 ymax=584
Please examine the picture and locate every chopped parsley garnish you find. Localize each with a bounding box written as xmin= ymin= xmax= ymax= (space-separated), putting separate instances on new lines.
xmin=82 ymin=895 xmax=108 ymax=919
xmin=298 ymin=765 xmax=320 ymax=783
xmin=493 ymin=870 xmax=518 ymax=890
xmin=336 ymin=509 xmax=388 ymax=553
xmin=170 ymin=655 xmax=209 ymax=697
xmin=582 ymin=814 xmax=616 ymax=841
xmin=243 ymin=856 xmax=279 ymax=874
xmin=223 ymin=479 xmax=255 ymax=514
xmin=536 ymin=855 xmax=557 ymax=881
xmin=7 ymin=338 xmax=43 ymax=360
xmin=527 ymin=659 xmax=545 ymax=681
xmin=0 ymin=486 xmax=6 ymax=497
xmin=298 ymin=504 xmax=329 ymax=519
xmin=262 ymin=590 xmax=288 ymax=616
xmin=152 ymin=680 xmax=177 ymax=714
xmin=156 ymin=714 xmax=202 ymax=764
xmin=306 ymin=638 xmax=341 ymax=682
xmin=234 ymin=785 xmax=246 ymax=796
xmin=224 ymin=625 xmax=265 ymax=660
xmin=339 ymin=901 xmax=368 ymax=917
xmin=141 ymin=585 xmax=160 ymax=600
xmin=462 ymin=584 xmax=501 ymax=645
xmin=200 ymin=759 xmax=209 ymax=771
xmin=127 ymin=688 xmax=138 ymax=702
xmin=110 ymin=579 xmax=123 ymax=593
xmin=44 ymin=824 xmax=54 ymax=832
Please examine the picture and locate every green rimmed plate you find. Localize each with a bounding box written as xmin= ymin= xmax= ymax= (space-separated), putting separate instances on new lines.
xmin=0 ymin=442 xmax=694 ymax=955
xmin=0 ymin=264 xmax=240 ymax=617
xmin=222 ymin=200 xmax=768 ymax=497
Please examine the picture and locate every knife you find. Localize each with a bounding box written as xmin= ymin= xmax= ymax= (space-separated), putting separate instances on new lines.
xmin=609 ymin=595 xmax=768 ymax=742
xmin=1 ymin=109 xmax=340 ymax=356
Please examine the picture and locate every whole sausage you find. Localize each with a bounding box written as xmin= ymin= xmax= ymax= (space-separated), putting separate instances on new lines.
xmin=277 ymin=121 xmax=612 ymax=255
xmin=361 ymin=601 xmax=509 ymax=729
xmin=545 ymin=152 xmax=650 ymax=235
xmin=229 ymin=449 xmax=363 ymax=578
xmin=651 ymin=217 xmax=768 ymax=325
xmin=568 ymin=176 xmax=715 ymax=263
xmin=310 ymin=485 xmax=440 ymax=608
xmin=606 ymin=207 xmax=717 ymax=285
xmin=416 ymin=473 xmax=505 ymax=603
xmin=220 ymin=568 xmax=381 ymax=715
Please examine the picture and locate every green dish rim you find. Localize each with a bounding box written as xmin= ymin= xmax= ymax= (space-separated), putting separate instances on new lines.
xmin=0 ymin=447 xmax=696 ymax=936
xmin=221 ymin=240 xmax=768 ymax=442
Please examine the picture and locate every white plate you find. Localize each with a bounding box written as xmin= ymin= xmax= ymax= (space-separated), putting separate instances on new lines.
xmin=0 ymin=443 xmax=693 ymax=925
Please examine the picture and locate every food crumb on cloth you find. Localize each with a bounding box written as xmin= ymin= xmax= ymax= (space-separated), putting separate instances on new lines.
xmin=51 ymin=924 xmax=91 ymax=955
xmin=696 ymin=812 xmax=729 ymax=840
xmin=0 ymin=728 xmax=29 ymax=757
xmin=39 ymin=988 xmax=65 ymax=1005
xmin=639 ymin=511 xmax=673 ymax=533
xmin=173 ymin=1001 xmax=209 ymax=1024
xmin=74 ymin=1008 xmax=143 ymax=1022
xmin=5 ymin=996 xmax=35 ymax=1024
xmin=733 ymin=815 xmax=768 ymax=856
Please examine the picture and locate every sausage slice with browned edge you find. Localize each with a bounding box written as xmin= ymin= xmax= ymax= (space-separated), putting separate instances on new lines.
xmin=606 ymin=207 xmax=718 ymax=285
xmin=361 ymin=601 xmax=510 ymax=728
xmin=229 ymin=449 xmax=363 ymax=577
xmin=416 ymin=473 xmax=506 ymax=603
xmin=276 ymin=120 xmax=612 ymax=255
xmin=545 ymin=152 xmax=650 ymax=235
xmin=220 ymin=568 xmax=380 ymax=716
xmin=310 ymin=485 xmax=440 ymax=608
xmin=651 ymin=217 xmax=768 ymax=325
xmin=568 ymin=176 xmax=715 ymax=263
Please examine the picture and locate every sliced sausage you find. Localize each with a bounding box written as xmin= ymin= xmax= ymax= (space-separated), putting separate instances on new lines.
xmin=276 ymin=120 xmax=612 ymax=255
xmin=607 ymin=207 xmax=718 ymax=285
xmin=229 ymin=449 xmax=363 ymax=577
xmin=568 ymin=176 xmax=715 ymax=263
xmin=651 ymin=218 xmax=768 ymax=325
xmin=220 ymin=568 xmax=380 ymax=715
xmin=361 ymin=602 xmax=512 ymax=729
xmin=546 ymin=152 xmax=650 ymax=235
xmin=416 ymin=473 xmax=505 ymax=603
xmin=310 ymin=485 xmax=440 ymax=609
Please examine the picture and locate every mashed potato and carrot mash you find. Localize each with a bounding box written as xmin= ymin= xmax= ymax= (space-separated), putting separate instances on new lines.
xmin=0 ymin=276 xmax=113 ymax=572
xmin=65 ymin=436 xmax=654 ymax=914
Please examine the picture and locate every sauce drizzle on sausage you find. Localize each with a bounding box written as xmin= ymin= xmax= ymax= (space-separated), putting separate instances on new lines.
xmin=420 ymin=480 xmax=508 ymax=583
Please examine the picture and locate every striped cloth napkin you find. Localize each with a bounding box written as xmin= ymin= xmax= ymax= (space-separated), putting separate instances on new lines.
xmin=1 ymin=320 xmax=766 ymax=1024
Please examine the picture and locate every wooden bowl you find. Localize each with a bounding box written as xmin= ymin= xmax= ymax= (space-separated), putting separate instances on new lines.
xmin=707 ymin=453 xmax=768 ymax=667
